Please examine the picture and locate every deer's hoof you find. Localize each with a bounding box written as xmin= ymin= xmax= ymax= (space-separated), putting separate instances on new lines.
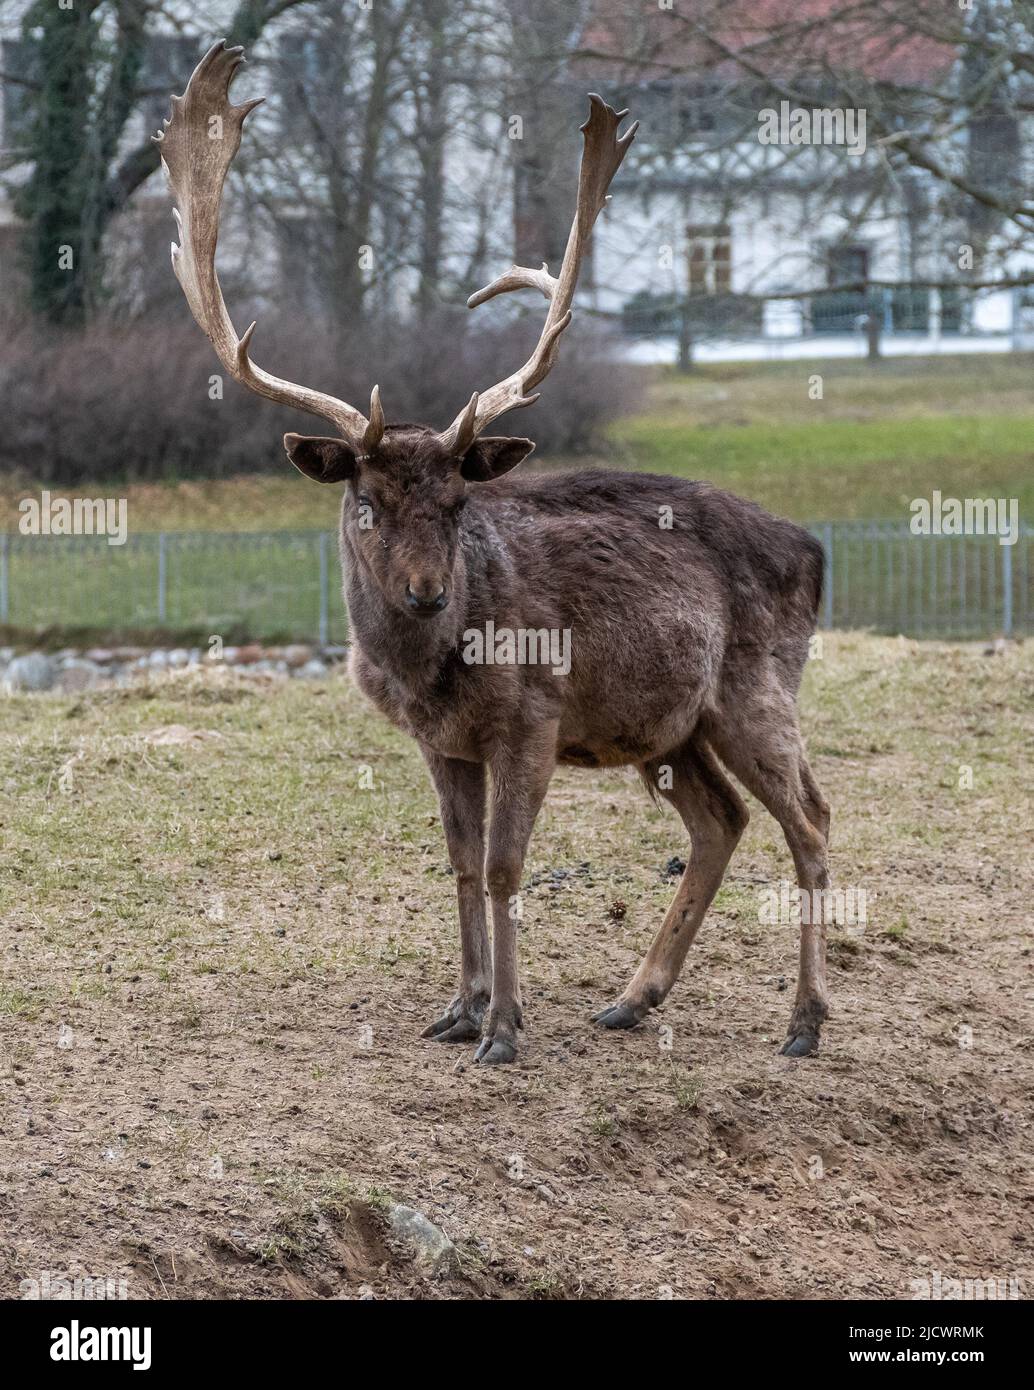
xmin=591 ymin=1001 xmax=645 ymax=1030
xmin=421 ymin=994 xmax=488 ymax=1043
xmin=779 ymin=1031 xmax=820 ymax=1057
xmin=474 ymin=1036 xmax=517 ymax=1066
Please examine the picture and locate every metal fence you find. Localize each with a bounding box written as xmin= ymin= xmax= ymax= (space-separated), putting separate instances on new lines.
xmin=0 ymin=523 xmax=1030 ymax=642
xmin=0 ymin=530 xmax=347 ymax=644
xmin=814 ymin=522 xmax=1031 ymax=638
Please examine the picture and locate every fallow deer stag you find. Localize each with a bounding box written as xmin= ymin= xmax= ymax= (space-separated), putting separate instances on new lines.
xmin=156 ymin=41 xmax=832 ymax=1065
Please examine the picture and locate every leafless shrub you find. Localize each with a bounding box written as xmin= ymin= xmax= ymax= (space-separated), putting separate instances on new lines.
xmin=0 ymin=310 xmax=643 ymax=485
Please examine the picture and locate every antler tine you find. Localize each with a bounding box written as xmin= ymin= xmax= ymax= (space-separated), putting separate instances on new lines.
xmin=467 ymin=262 xmax=558 ymax=309
xmin=438 ymin=94 xmax=637 ymax=455
xmin=154 ymin=40 xmax=379 ymax=453
xmin=361 ymin=384 xmax=386 ymax=455
xmin=445 ymin=391 xmax=481 ymax=459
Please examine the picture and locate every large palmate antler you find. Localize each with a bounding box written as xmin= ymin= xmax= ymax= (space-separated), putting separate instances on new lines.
xmin=438 ymin=95 xmax=638 ymax=456
xmin=153 ymin=41 xmax=384 ymax=455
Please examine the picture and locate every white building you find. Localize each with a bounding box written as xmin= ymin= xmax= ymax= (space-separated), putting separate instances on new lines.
xmin=2 ymin=0 xmax=1032 ymax=360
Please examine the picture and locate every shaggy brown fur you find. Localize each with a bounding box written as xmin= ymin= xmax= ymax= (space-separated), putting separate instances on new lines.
xmin=156 ymin=44 xmax=810 ymax=1066
xmin=286 ymin=424 xmax=831 ymax=1065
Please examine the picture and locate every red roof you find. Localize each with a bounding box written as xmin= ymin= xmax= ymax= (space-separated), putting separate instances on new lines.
xmin=575 ymin=0 xmax=954 ymax=88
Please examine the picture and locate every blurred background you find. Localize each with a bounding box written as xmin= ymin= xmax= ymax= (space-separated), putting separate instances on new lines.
xmin=0 ymin=0 xmax=1031 ymax=648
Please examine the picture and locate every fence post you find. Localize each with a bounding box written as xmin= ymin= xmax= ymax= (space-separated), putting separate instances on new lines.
xmin=1002 ymin=541 xmax=1013 ymax=637
xmin=822 ymin=523 xmax=834 ymax=630
xmin=157 ymin=533 xmax=167 ymax=624
xmin=0 ymin=533 xmax=8 ymax=623
xmin=318 ymin=532 xmax=329 ymax=647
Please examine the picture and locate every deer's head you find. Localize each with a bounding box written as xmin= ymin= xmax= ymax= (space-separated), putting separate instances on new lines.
xmin=284 ymin=426 xmax=534 ymax=617
xmin=154 ymin=42 xmax=636 ymax=621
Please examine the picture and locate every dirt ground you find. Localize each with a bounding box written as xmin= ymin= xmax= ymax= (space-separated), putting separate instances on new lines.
xmin=0 ymin=633 xmax=1031 ymax=1300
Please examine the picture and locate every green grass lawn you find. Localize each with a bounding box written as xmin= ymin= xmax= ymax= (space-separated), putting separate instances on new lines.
xmin=1 ymin=354 xmax=1029 ymax=643
xmin=611 ymin=354 xmax=1034 ymax=522
xmin=3 ymin=353 xmax=1031 ymax=534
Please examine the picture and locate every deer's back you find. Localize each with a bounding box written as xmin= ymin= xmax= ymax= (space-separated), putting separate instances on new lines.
xmin=450 ymin=470 xmax=823 ymax=767
xmin=478 ymin=469 xmax=821 ymax=640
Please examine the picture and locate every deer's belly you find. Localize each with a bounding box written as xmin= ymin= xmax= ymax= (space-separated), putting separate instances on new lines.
xmin=556 ymin=691 xmax=705 ymax=769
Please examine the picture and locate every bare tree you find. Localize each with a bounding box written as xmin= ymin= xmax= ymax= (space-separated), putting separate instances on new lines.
xmin=570 ymin=0 xmax=1034 ymax=362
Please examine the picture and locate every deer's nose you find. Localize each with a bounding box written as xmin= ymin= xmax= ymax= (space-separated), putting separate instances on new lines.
xmin=405 ymin=580 xmax=447 ymax=615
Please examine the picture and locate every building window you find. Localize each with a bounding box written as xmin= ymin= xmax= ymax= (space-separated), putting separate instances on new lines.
xmin=827 ymin=244 xmax=869 ymax=288
xmin=687 ymin=224 xmax=731 ymax=296
xmin=634 ymin=81 xmax=724 ymax=142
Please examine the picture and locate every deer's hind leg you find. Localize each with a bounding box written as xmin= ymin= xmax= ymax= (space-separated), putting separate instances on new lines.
xmin=704 ymin=696 xmax=832 ymax=1058
xmin=593 ymin=736 xmax=748 ymax=1031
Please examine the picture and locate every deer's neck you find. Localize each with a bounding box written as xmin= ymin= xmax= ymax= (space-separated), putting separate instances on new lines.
xmin=340 ymin=533 xmax=472 ymax=691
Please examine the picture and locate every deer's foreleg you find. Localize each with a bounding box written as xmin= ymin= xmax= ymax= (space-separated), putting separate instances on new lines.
xmin=421 ymin=750 xmax=491 ymax=1043
xmin=476 ymin=724 xmax=557 ymax=1065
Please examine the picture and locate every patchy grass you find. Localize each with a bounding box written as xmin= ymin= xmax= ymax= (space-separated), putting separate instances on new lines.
xmin=3 ymin=354 xmax=1031 ymax=538
xmin=0 ymin=636 xmax=1030 ymax=1299
xmin=611 ymin=354 xmax=1034 ymax=521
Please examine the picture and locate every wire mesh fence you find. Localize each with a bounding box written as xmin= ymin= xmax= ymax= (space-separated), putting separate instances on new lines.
xmin=813 ymin=523 xmax=1030 ymax=638
xmin=0 ymin=523 xmax=1029 ymax=642
xmin=0 ymin=530 xmax=347 ymax=644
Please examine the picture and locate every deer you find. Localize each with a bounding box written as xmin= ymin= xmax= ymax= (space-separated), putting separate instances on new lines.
xmin=155 ymin=41 xmax=832 ymax=1066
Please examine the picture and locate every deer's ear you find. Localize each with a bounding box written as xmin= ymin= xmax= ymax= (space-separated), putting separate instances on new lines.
xmin=284 ymin=434 xmax=358 ymax=483
xmin=460 ymin=436 xmax=535 ymax=482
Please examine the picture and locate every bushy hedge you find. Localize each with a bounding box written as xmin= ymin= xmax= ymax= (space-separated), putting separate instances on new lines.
xmin=0 ymin=309 xmax=643 ymax=484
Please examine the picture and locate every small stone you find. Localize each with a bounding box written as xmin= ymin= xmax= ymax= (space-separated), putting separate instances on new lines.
xmin=4 ymin=653 xmax=57 ymax=692
xmin=168 ymin=648 xmax=191 ymax=668
xmin=387 ymin=1204 xmax=456 ymax=1271
xmin=283 ymin=643 xmax=313 ymax=669
xmin=56 ymin=658 xmax=103 ymax=693
xmin=296 ymin=658 xmax=329 ymax=679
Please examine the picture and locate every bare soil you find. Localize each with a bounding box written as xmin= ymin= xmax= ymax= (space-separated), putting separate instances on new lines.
xmin=1 ymin=634 xmax=1031 ymax=1299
